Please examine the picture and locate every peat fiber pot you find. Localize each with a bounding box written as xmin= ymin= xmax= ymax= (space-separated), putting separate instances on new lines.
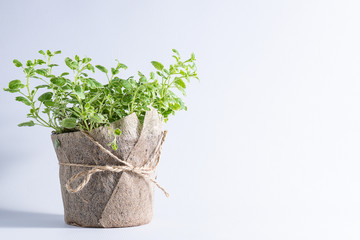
xmin=51 ymin=109 xmax=168 ymax=228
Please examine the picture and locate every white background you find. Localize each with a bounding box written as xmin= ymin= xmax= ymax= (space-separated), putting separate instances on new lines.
xmin=1 ymin=0 xmax=360 ymax=239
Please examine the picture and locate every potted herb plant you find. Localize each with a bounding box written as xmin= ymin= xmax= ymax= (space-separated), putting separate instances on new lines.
xmin=4 ymin=49 xmax=198 ymax=228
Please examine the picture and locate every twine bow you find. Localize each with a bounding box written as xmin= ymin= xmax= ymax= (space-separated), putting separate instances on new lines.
xmin=59 ymin=130 xmax=169 ymax=197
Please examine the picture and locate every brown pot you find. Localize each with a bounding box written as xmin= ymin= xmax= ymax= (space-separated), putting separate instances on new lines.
xmin=51 ymin=109 xmax=165 ymax=228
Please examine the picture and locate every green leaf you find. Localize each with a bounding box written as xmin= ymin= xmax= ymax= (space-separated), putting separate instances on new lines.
xmin=18 ymin=121 xmax=35 ymax=127
xmin=191 ymin=52 xmax=196 ymax=60
xmin=86 ymin=78 xmax=103 ymax=88
xmin=122 ymin=94 xmax=133 ymax=104
xmin=38 ymin=50 xmax=45 ymax=56
xmin=175 ymin=85 xmax=186 ymax=96
xmin=114 ymin=109 xmax=123 ymax=118
xmin=74 ymin=85 xmax=85 ymax=99
xmin=111 ymin=68 xmax=119 ymax=75
xmin=175 ymin=78 xmax=186 ymax=88
xmin=114 ymin=128 xmax=122 ymax=136
xmin=151 ymin=61 xmax=164 ymax=71
xmin=35 ymin=84 xmax=49 ymax=89
xmin=65 ymin=57 xmax=73 ymax=68
xmin=95 ymin=65 xmax=108 ymax=74
xmin=87 ymin=64 xmax=95 ymax=73
xmin=150 ymin=72 xmax=155 ymax=79
xmin=170 ymin=103 xmax=181 ymax=111
xmin=15 ymin=96 xmax=31 ymax=106
xmin=43 ymin=100 xmax=55 ymax=107
xmin=90 ymin=114 xmax=105 ymax=123
xmin=24 ymin=68 xmax=35 ymax=76
xmin=50 ymin=77 xmax=66 ymax=86
xmin=36 ymin=59 xmax=46 ymax=65
xmin=62 ymin=84 xmax=72 ymax=91
xmin=13 ymin=59 xmax=22 ymax=68
xmin=26 ymin=60 xmax=32 ymax=67
xmin=54 ymin=139 xmax=61 ymax=150
xmin=60 ymin=118 xmax=77 ymax=129
xmin=120 ymin=79 xmax=132 ymax=89
xmin=9 ymin=80 xmax=25 ymax=90
xmin=35 ymin=68 xmax=48 ymax=76
xmin=38 ymin=92 xmax=53 ymax=102
xmin=3 ymin=88 xmax=19 ymax=93
xmin=115 ymin=60 xmax=128 ymax=70
xmin=172 ymin=49 xmax=180 ymax=57
xmin=139 ymin=76 xmax=147 ymax=83
xmin=112 ymin=143 xmax=118 ymax=150
xmin=54 ymin=50 xmax=61 ymax=54
xmin=65 ymin=57 xmax=77 ymax=70
xmin=61 ymin=72 xmax=69 ymax=77
xmin=83 ymin=57 xmax=91 ymax=64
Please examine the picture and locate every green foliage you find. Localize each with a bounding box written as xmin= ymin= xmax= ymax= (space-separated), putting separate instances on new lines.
xmin=4 ymin=49 xmax=199 ymax=142
xmin=18 ymin=121 xmax=35 ymax=127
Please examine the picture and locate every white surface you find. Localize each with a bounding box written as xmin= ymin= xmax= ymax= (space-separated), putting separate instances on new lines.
xmin=1 ymin=0 xmax=360 ymax=239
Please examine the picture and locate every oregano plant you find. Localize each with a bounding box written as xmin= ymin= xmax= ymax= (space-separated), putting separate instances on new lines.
xmin=4 ymin=49 xmax=198 ymax=149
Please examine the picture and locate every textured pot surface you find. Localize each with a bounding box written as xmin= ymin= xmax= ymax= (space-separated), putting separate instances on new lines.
xmin=51 ymin=110 xmax=163 ymax=228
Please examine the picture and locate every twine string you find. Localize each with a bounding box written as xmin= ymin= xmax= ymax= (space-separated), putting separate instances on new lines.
xmin=59 ymin=130 xmax=169 ymax=197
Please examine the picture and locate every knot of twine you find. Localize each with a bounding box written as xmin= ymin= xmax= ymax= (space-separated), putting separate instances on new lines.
xmin=59 ymin=130 xmax=169 ymax=197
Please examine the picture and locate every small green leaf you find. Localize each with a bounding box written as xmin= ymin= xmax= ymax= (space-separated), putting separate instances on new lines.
xmin=35 ymin=84 xmax=49 ymax=89
xmin=74 ymin=85 xmax=85 ymax=99
xmin=175 ymin=78 xmax=186 ymax=88
xmin=65 ymin=57 xmax=77 ymax=70
xmin=38 ymin=92 xmax=53 ymax=102
xmin=170 ymin=103 xmax=181 ymax=111
xmin=13 ymin=59 xmax=22 ymax=68
xmin=172 ymin=49 xmax=180 ymax=57
xmin=54 ymin=139 xmax=60 ymax=150
xmin=114 ymin=128 xmax=122 ymax=136
xmin=62 ymin=84 xmax=72 ymax=91
xmin=15 ymin=96 xmax=31 ymax=106
xmin=50 ymin=77 xmax=66 ymax=86
xmin=191 ymin=52 xmax=196 ymax=60
xmin=139 ymin=76 xmax=147 ymax=83
xmin=90 ymin=114 xmax=105 ymax=123
xmin=35 ymin=68 xmax=48 ymax=76
xmin=86 ymin=78 xmax=103 ymax=88
xmin=18 ymin=121 xmax=35 ymax=127
xmin=60 ymin=118 xmax=77 ymax=129
xmin=9 ymin=80 xmax=25 ymax=90
xmin=111 ymin=68 xmax=119 ymax=75
xmin=87 ymin=64 xmax=95 ymax=73
xmin=138 ymin=71 xmax=145 ymax=77
xmin=83 ymin=57 xmax=91 ymax=64
xmin=95 ymin=65 xmax=108 ymax=74
xmin=38 ymin=50 xmax=45 ymax=56
xmin=43 ymin=100 xmax=55 ymax=107
xmin=54 ymin=50 xmax=61 ymax=54
xmin=175 ymin=84 xmax=186 ymax=96
xmin=151 ymin=61 xmax=164 ymax=71
xmin=36 ymin=59 xmax=46 ymax=65
xmin=61 ymin=72 xmax=69 ymax=77
xmin=112 ymin=143 xmax=118 ymax=150
xmin=3 ymin=88 xmax=19 ymax=93
xmin=115 ymin=60 xmax=128 ymax=70
xmin=120 ymin=79 xmax=132 ymax=89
